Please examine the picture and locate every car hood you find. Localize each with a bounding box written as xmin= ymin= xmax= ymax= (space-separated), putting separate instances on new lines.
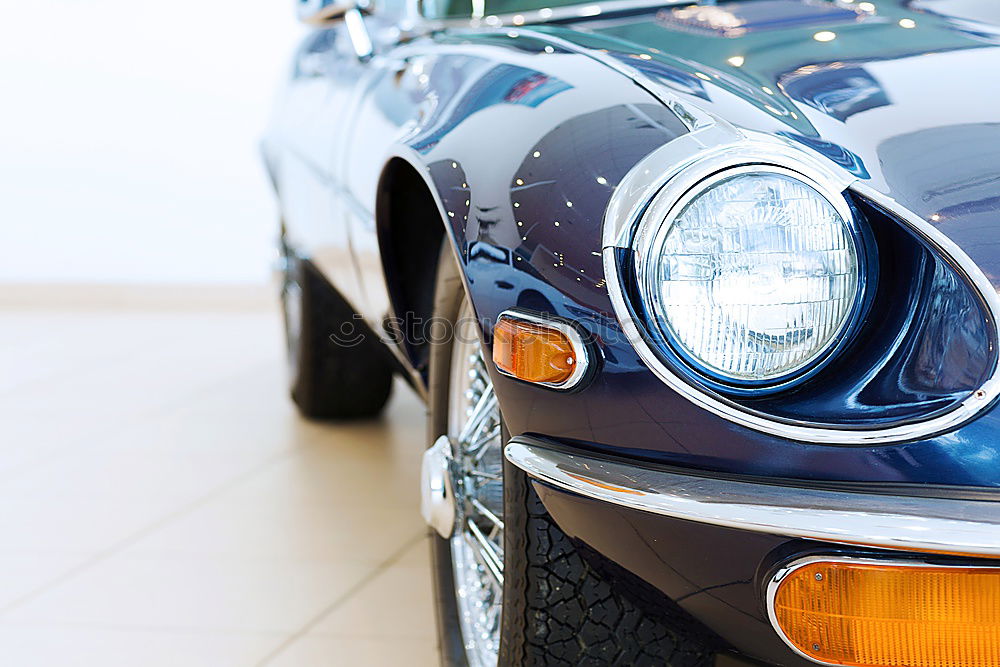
xmin=539 ymin=0 xmax=1000 ymax=288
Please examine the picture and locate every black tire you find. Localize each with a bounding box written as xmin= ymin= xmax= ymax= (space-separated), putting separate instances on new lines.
xmin=280 ymin=253 xmax=392 ymax=419
xmin=427 ymin=242 xmax=718 ymax=666
xmin=499 ymin=460 xmax=720 ymax=666
xmin=427 ymin=242 xmax=470 ymax=666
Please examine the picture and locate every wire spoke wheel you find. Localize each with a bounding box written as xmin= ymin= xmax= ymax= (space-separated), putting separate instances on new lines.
xmin=448 ymin=299 xmax=503 ymax=667
xmin=426 ymin=247 xmax=714 ymax=666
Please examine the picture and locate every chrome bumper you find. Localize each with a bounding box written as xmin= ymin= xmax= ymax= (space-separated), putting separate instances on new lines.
xmin=504 ymin=438 xmax=1000 ymax=558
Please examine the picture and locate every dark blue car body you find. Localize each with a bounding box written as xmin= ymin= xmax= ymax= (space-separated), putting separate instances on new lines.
xmin=263 ymin=1 xmax=1000 ymax=663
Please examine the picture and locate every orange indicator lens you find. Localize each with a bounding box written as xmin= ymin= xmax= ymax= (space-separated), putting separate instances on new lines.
xmin=772 ymin=560 xmax=1000 ymax=667
xmin=493 ymin=317 xmax=577 ymax=386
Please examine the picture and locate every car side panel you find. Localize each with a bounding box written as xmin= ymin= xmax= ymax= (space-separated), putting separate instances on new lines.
xmin=265 ymin=25 xmax=367 ymax=310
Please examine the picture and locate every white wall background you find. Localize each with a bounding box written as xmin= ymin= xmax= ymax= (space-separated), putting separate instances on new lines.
xmin=0 ymin=1 xmax=303 ymax=284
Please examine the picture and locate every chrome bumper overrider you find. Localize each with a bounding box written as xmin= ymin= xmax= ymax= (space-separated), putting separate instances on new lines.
xmin=504 ymin=438 xmax=1000 ymax=558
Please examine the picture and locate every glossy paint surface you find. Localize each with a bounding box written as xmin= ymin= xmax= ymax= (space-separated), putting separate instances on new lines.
xmin=262 ymin=1 xmax=1000 ymax=660
xmin=263 ymin=0 xmax=1000 ymax=491
xmin=450 ymin=1 xmax=1000 ymax=487
xmin=541 ymin=0 xmax=1000 ymax=286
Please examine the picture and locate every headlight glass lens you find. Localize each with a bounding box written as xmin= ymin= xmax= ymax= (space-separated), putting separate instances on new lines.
xmin=640 ymin=170 xmax=861 ymax=383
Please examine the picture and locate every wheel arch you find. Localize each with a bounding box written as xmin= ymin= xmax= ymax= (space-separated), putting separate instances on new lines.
xmin=375 ymin=153 xmax=466 ymax=383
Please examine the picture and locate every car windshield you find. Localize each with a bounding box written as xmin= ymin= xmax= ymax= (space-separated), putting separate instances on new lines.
xmin=421 ymin=0 xmax=633 ymax=20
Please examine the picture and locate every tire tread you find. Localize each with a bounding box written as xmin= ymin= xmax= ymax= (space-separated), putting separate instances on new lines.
xmin=502 ymin=461 xmax=719 ymax=666
xmin=288 ymin=258 xmax=393 ymax=419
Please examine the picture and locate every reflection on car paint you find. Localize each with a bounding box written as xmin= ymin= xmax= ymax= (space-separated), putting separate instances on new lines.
xmin=269 ymin=0 xmax=1000 ymax=492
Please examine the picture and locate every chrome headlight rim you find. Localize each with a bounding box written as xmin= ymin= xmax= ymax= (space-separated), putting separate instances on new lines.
xmin=631 ymin=162 xmax=875 ymax=395
xmin=602 ymin=127 xmax=1000 ymax=444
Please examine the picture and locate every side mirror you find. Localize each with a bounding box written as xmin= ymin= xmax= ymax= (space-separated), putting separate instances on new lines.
xmin=296 ymin=0 xmax=375 ymax=63
xmin=296 ymin=0 xmax=354 ymax=23
xmin=343 ymin=8 xmax=375 ymax=62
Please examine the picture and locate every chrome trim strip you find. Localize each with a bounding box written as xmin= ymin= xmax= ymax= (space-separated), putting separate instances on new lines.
xmin=602 ymin=128 xmax=999 ymax=444
xmin=764 ymin=555 xmax=1000 ymax=666
xmin=493 ymin=309 xmax=591 ymax=390
xmin=504 ymin=439 xmax=1000 ymax=557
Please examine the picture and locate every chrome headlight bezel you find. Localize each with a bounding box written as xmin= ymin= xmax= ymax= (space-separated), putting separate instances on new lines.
xmin=602 ymin=126 xmax=1000 ymax=444
xmin=630 ymin=163 xmax=874 ymax=395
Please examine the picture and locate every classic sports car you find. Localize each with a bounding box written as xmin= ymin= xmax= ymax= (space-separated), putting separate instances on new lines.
xmin=262 ymin=0 xmax=1000 ymax=664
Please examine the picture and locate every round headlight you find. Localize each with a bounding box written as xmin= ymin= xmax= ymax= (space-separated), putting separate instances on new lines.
xmin=637 ymin=167 xmax=862 ymax=385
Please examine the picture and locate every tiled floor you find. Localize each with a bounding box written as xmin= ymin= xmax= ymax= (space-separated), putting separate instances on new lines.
xmin=0 ymin=299 xmax=437 ymax=666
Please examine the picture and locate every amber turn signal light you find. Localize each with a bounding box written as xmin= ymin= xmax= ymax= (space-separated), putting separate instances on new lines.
xmin=770 ymin=558 xmax=1000 ymax=667
xmin=493 ymin=313 xmax=585 ymax=388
